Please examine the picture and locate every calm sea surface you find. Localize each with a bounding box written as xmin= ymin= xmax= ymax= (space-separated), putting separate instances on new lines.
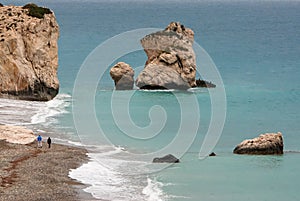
xmin=1 ymin=0 xmax=300 ymax=200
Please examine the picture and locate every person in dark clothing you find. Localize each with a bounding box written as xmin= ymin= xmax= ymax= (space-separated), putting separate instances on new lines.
xmin=47 ymin=137 xmax=52 ymax=148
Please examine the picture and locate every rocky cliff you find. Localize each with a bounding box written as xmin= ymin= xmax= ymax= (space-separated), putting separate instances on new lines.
xmin=0 ymin=4 xmax=59 ymax=101
xmin=136 ymin=22 xmax=197 ymax=90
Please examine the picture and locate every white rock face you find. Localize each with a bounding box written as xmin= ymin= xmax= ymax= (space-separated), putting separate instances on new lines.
xmin=0 ymin=5 xmax=59 ymax=101
xmin=0 ymin=125 xmax=36 ymax=144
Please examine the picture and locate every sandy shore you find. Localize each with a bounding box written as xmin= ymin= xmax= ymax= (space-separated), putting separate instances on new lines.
xmin=0 ymin=140 xmax=99 ymax=201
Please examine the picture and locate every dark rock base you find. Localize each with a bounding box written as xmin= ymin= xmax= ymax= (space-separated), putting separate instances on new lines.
xmin=153 ymin=154 xmax=180 ymax=163
xmin=195 ymin=79 xmax=216 ymax=88
xmin=0 ymin=85 xmax=58 ymax=101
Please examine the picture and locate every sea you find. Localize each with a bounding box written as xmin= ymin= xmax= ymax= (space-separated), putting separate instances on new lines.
xmin=1 ymin=0 xmax=300 ymax=200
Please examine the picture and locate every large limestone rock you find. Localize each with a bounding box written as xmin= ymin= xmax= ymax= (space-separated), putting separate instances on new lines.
xmin=110 ymin=62 xmax=134 ymax=90
xmin=137 ymin=64 xmax=190 ymax=90
xmin=233 ymin=132 xmax=284 ymax=155
xmin=0 ymin=4 xmax=59 ymax=101
xmin=0 ymin=125 xmax=36 ymax=144
xmin=136 ymin=22 xmax=196 ymax=90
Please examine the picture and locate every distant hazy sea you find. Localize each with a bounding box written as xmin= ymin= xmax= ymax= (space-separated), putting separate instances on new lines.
xmin=1 ymin=0 xmax=300 ymax=200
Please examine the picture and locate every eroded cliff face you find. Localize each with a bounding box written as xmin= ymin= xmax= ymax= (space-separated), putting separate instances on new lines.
xmin=136 ymin=22 xmax=196 ymax=90
xmin=0 ymin=5 xmax=59 ymax=101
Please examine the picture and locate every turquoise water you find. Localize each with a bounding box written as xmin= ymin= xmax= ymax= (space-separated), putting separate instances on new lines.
xmin=2 ymin=0 xmax=300 ymax=200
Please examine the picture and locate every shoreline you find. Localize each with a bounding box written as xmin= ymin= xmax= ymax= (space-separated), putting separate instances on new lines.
xmin=0 ymin=140 xmax=99 ymax=201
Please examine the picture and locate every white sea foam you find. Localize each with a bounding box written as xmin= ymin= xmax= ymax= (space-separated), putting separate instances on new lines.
xmin=142 ymin=178 xmax=165 ymax=201
xmin=0 ymin=94 xmax=71 ymax=127
xmin=67 ymin=140 xmax=84 ymax=147
xmin=69 ymin=146 xmax=167 ymax=201
xmin=139 ymin=89 xmax=176 ymax=92
xmin=36 ymin=129 xmax=47 ymax=133
xmin=187 ymin=87 xmax=207 ymax=93
xmin=31 ymin=94 xmax=71 ymax=125
xmin=0 ymin=98 xmax=44 ymax=125
xmin=69 ymin=160 xmax=127 ymax=201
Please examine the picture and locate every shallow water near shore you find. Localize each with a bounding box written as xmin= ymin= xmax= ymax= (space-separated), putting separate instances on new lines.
xmin=2 ymin=0 xmax=300 ymax=200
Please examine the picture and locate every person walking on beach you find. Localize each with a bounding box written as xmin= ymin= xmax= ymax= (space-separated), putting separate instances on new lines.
xmin=47 ymin=137 xmax=52 ymax=148
xmin=37 ymin=135 xmax=42 ymax=148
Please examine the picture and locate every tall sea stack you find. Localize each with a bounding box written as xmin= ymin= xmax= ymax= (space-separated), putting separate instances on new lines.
xmin=0 ymin=4 xmax=59 ymax=101
xmin=136 ymin=22 xmax=197 ymax=90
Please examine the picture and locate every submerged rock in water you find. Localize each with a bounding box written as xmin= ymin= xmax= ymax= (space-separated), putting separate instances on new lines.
xmin=110 ymin=62 xmax=134 ymax=90
xmin=233 ymin=132 xmax=284 ymax=155
xmin=209 ymin=152 xmax=216 ymax=156
xmin=136 ymin=22 xmax=197 ymax=90
xmin=0 ymin=4 xmax=59 ymax=101
xmin=153 ymin=154 xmax=180 ymax=163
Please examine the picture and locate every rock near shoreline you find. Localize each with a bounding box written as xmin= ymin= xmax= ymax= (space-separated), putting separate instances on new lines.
xmin=233 ymin=132 xmax=284 ymax=155
xmin=0 ymin=4 xmax=59 ymax=101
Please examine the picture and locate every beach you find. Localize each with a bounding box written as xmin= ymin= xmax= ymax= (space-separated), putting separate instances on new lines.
xmin=0 ymin=140 xmax=97 ymax=201
xmin=0 ymin=1 xmax=300 ymax=200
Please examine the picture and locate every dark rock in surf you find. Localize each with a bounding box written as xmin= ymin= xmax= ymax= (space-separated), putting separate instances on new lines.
xmin=153 ymin=154 xmax=180 ymax=163
xmin=195 ymin=79 xmax=216 ymax=88
xmin=209 ymin=152 xmax=216 ymax=156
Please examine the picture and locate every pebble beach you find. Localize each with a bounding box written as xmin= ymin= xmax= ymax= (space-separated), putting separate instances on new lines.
xmin=0 ymin=140 xmax=98 ymax=201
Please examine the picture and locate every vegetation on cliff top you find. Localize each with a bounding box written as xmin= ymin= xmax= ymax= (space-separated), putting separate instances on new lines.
xmin=22 ymin=3 xmax=52 ymax=19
